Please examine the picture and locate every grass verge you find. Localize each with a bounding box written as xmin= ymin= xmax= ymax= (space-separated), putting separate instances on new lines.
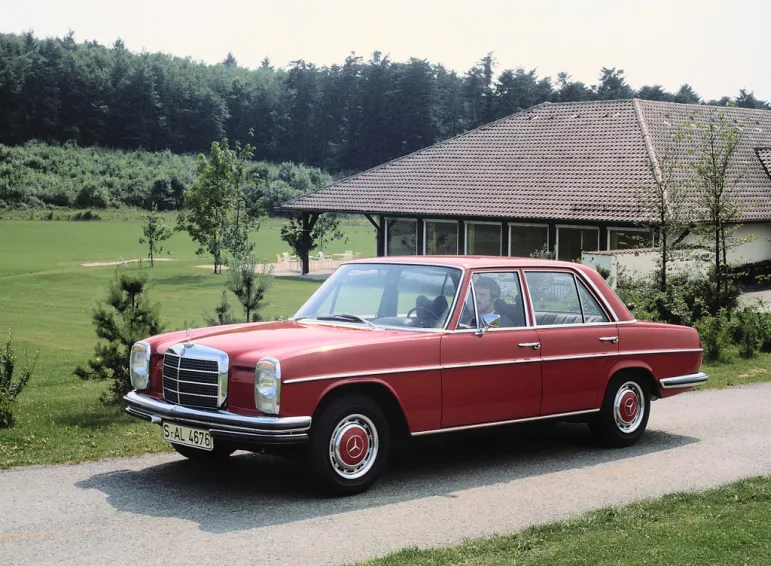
xmin=360 ymin=475 xmax=771 ymax=566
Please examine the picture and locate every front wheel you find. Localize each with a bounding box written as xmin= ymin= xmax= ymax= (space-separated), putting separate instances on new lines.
xmin=306 ymin=394 xmax=390 ymax=496
xmin=589 ymin=375 xmax=650 ymax=447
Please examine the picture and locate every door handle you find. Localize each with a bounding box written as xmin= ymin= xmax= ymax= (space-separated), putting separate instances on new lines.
xmin=599 ymin=336 xmax=619 ymax=343
xmin=518 ymin=342 xmax=541 ymax=350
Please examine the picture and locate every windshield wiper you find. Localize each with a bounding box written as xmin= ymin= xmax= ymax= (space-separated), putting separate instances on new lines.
xmin=300 ymin=313 xmax=378 ymax=329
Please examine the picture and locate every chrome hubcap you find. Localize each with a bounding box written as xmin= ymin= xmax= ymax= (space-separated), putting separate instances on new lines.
xmin=329 ymin=414 xmax=378 ymax=479
xmin=613 ymin=381 xmax=645 ymax=433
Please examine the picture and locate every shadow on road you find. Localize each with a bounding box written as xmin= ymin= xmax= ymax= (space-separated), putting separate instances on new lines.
xmin=76 ymin=422 xmax=698 ymax=534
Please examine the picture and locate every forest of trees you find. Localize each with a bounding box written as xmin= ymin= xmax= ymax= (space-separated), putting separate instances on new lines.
xmin=1 ymin=31 xmax=769 ymax=174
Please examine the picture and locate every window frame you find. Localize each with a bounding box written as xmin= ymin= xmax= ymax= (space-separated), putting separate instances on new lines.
xmin=423 ymin=219 xmax=459 ymax=255
xmin=555 ymin=224 xmax=600 ymax=261
xmin=384 ymin=217 xmax=418 ymax=257
xmin=508 ymin=222 xmax=549 ymax=257
xmin=465 ymin=221 xmax=503 ymax=256
xmin=522 ymin=268 xmax=613 ymax=328
xmin=454 ymin=269 xmax=531 ymax=332
xmin=607 ymin=226 xmax=655 ymax=250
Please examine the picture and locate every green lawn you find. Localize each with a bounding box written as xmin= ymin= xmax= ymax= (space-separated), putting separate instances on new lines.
xmin=0 ymin=213 xmax=374 ymax=468
xmin=360 ymin=475 xmax=771 ymax=566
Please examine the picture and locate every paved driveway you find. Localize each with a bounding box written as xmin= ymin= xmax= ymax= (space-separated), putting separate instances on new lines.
xmin=1 ymin=383 xmax=770 ymax=566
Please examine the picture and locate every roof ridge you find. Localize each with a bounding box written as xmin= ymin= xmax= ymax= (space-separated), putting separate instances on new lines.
xmin=632 ymin=98 xmax=664 ymax=188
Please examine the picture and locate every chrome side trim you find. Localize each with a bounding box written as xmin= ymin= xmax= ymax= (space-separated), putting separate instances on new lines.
xmin=283 ymin=365 xmax=444 ymax=384
xmin=442 ymin=358 xmax=541 ymax=370
xmin=124 ymin=391 xmax=311 ymax=433
xmin=282 ymin=348 xmax=703 ymax=384
xmin=542 ymin=352 xmax=618 ymax=362
xmin=624 ymin=348 xmax=704 ymax=355
xmin=412 ymin=409 xmax=601 ymax=436
xmin=660 ymin=372 xmax=708 ymax=389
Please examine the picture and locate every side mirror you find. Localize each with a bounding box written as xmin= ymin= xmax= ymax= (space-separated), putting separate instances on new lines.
xmin=476 ymin=313 xmax=502 ymax=335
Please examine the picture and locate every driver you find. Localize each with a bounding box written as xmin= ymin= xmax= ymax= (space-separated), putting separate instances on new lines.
xmin=474 ymin=277 xmax=514 ymax=327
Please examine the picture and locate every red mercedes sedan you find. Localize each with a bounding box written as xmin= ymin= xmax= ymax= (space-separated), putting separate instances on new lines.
xmin=125 ymin=256 xmax=706 ymax=495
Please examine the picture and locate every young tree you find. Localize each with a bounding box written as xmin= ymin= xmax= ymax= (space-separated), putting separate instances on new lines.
xmin=636 ymin=132 xmax=690 ymax=292
xmin=280 ymin=213 xmax=346 ymax=274
xmin=139 ymin=204 xmax=172 ymax=266
xmin=202 ymin=290 xmax=237 ymax=326
xmin=0 ymin=330 xmax=38 ymax=429
xmin=684 ymin=113 xmax=747 ymax=313
xmin=226 ymin=254 xmax=274 ymax=322
xmin=177 ymin=137 xmax=262 ymax=273
xmin=74 ymin=269 xmax=164 ymax=404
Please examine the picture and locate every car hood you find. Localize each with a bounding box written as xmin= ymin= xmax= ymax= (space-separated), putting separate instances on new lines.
xmin=149 ymin=320 xmax=442 ymax=370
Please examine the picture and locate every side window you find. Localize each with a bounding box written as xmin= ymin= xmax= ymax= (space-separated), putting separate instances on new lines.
xmin=525 ymin=271 xmax=583 ymax=326
xmin=458 ymin=272 xmax=527 ymax=328
xmin=577 ymin=280 xmax=609 ymax=323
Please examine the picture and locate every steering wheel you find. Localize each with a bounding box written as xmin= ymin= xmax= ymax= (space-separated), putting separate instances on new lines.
xmin=406 ymin=306 xmax=438 ymax=320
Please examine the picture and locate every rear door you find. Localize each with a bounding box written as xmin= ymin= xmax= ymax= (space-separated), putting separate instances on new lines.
xmin=523 ymin=270 xmax=619 ymax=415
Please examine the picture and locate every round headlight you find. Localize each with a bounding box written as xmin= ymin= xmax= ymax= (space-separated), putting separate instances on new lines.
xmin=130 ymin=341 xmax=151 ymax=390
xmin=255 ymin=358 xmax=281 ymax=414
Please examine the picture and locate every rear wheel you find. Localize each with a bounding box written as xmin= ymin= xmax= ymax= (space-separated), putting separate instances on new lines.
xmin=171 ymin=443 xmax=235 ymax=462
xmin=589 ymin=374 xmax=650 ymax=447
xmin=306 ymin=394 xmax=390 ymax=496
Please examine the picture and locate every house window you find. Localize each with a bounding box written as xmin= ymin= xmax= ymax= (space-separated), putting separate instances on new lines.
xmin=385 ymin=218 xmax=417 ymax=256
xmin=466 ymin=222 xmax=502 ymax=256
xmin=556 ymin=225 xmax=599 ymax=261
xmin=608 ymin=227 xmax=655 ymax=250
xmin=509 ymin=223 xmax=549 ymax=258
xmin=424 ymin=220 xmax=458 ymax=255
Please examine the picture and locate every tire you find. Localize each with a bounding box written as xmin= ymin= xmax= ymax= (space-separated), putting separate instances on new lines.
xmin=305 ymin=394 xmax=390 ymax=496
xmin=589 ymin=374 xmax=650 ymax=448
xmin=171 ymin=442 xmax=235 ymax=462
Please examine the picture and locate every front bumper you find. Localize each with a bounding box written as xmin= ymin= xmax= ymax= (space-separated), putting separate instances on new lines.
xmin=124 ymin=391 xmax=312 ymax=446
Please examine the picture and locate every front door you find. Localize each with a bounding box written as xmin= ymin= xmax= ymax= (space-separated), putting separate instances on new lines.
xmin=441 ymin=271 xmax=542 ymax=428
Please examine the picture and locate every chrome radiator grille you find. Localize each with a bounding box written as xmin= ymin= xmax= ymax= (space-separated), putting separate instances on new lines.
xmin=162 ymin=344 xmax=228 ymax=409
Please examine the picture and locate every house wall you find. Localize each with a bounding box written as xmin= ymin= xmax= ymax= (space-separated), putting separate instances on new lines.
xmin=678 ymin=223 xmax=771 ymax=265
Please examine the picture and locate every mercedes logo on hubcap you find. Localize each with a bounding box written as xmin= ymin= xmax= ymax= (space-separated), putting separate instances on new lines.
xmin=346 ymin=434 xmax=364 ymax=459
xmin=624 ymin=397 xmax=636 ymax=416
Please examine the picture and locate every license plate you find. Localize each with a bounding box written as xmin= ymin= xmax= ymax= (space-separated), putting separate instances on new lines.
xmin=162 ymin=422 xmax=213 ymax=451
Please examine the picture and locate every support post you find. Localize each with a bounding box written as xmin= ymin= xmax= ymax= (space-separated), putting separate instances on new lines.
xmin=365 ymin=214 xmax=384 ymax=257
xmin=300 ymin=212 xmax=319 ymax=275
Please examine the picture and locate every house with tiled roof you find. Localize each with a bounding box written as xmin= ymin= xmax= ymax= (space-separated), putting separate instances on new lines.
xmin=284 ymin=99 xmax=771 ymax=272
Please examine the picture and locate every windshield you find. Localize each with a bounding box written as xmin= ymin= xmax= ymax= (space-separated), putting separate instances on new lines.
xmin=294 ymin=263 xmax=462 ymax=329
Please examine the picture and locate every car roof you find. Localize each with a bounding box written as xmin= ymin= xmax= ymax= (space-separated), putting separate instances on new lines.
xmin=347 ymin=255 xmax=586 ymax=271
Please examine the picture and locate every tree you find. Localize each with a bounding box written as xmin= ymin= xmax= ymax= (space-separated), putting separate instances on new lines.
xmin=202 ymin=290 xmax=237 ymax=326
xmin=281 ymin=213 xmax=346 ymax=274
xmin=595 ymin=67 xmax=634 ymax=100
xmin=0 ymin=330 xmax=38 ymax=428
xmin=139 ymin=204 xmax=172 ymax=266
xmin=226 ymin=254 xmax=274 ymax=322
xmin=673 ymin=84 xmax=700 ymax=105
xmin=684 ymin=113 xmax=747 ymax=313
xmin=636 ymin=129 xmax=690 ymax=291
xmin=177 ymin=137 xmax=262 ymax=273
xmin=74 ymin=269 xmax=164 ymax=404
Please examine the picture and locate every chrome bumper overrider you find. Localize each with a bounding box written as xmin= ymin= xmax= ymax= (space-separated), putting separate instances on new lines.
xmin=124 ymin=391 xmax=311 ymax=444
xmin=659 ymin=372 xmax=709 ymax=389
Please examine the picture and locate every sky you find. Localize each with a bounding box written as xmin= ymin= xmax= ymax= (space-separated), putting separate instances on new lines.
xmin=2 ymin=0 xmax=770 ymax=102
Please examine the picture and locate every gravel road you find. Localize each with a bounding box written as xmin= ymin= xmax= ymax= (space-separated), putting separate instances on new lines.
xmin=1 ymin=382 xmax=770 ymax=566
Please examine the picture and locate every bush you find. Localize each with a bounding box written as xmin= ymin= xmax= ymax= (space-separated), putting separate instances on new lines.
xmin=71 ymin=210 xmax=101 ymax=221
xmin=0 ymin=330 xmax=38 ymax=428
xmin=695 ymin=313 xmax=732 ymax=362
xmin=729 ymin=302 xmax=766 ymax=358
xmin=617 ymin=270 xmax=740 ymax=326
